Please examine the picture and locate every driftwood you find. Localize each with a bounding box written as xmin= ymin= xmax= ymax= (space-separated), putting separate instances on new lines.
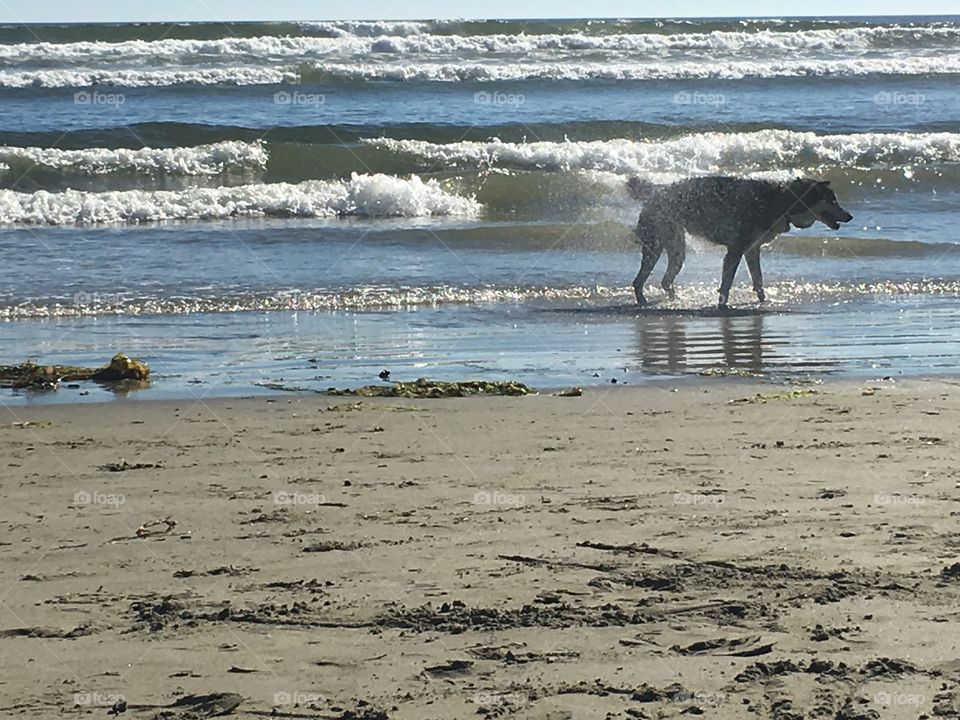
xmin=0 ymin=353 xmax=150 ymax=390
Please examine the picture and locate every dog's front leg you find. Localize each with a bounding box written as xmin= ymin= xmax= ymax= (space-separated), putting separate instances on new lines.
xmin=717 ymin=248 xmax=743 ymax=309
xmin=745 ymin=246 xmax=765 ymax=302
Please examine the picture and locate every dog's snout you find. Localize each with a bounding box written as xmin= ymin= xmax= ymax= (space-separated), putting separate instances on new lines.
xmin=827 ymin=204 xmax=853 ymax=224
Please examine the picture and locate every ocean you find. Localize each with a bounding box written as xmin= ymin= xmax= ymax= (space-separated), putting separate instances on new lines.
xmin=2 ymin=16 xmax=960 ymax=404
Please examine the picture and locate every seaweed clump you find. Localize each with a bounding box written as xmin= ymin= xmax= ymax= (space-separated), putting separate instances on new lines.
xmin=0 ymin=353 xmax=150 ymax=390
xmin=327 ymin=378 xmax=534 ymax=398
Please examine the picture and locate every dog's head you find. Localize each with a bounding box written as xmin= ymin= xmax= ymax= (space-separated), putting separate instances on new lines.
xmin=786 ymin=179 xmax=853 ymax=231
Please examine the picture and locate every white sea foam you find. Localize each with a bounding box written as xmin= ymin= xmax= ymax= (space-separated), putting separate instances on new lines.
xmin=307 ymin=55 xmax=960 ymax=82
xmin=0 ymin=66 xmax=295 ymax=88
xmin=0 ymin=174 xmax=480 ymax=225
xmin=5 ymin=278 xmax=959 ymax=320
xmin=371 ymin=130 xmax=960 ymax=176
xmin=0 ymin=36 xmax=365 ymax=64
xmin=4 ymin=55 xmax=953 ymax=89
xmin=298 ymin=20 xmax=433 ymax=37
xmin=2 ymin=36 xmax=959 ymax=86
xmin=0 ymin=141 xmax=267 ymax=176
xmin=1 ymin=26 xmax=956 ymax=66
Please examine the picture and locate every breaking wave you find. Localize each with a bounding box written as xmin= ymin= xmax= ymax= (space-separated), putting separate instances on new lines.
xmin=299 ymin=55 xmax=960 ymax=84
xmin=3 ymin=55 xmax=960 ymax=88
xmin=2 ymin=25 xmax=958 ymax=66
xmin=0 ymin=173 xmax=479 ymax=225
xmin=298 ymin=20 xmax=434 ymax=37
xmin=370 ymin=130 xmax=960 ymax=177
xmin=0 ymin=141 xmax=267 ymax=177
xmin=0 ymin=66 xmax=295 ymax=88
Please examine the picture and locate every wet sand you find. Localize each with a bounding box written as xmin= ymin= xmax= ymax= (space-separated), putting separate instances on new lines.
xmin=1 ymin=379 xmax=959 ymax=719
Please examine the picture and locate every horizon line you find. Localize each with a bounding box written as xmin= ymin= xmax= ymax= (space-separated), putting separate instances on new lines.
xmin=4 ymin=12 xmax=960 ymax=25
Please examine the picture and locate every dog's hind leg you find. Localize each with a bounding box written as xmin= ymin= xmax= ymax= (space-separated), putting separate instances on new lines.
xmin=660 ymin=225 xmax=685 ymax=299
xmin=745 ymin=245 xmax=765 ymax=302
xmin=717 ymin=248 xmax=744 ymax=309
xmin=632 ymin=216 xmax=663 ymax=305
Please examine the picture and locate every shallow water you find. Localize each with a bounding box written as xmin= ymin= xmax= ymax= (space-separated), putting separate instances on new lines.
xmin=2 ymin=16 xmax=959 ymax=404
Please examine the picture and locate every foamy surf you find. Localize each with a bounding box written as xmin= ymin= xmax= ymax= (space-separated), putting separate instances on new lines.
xmin=372 ymin=130 xmax=960 ymax=177
xmin=3 ymin=54 xmax=960 ymax=87
xmin=299 ymin=55 xmax=960 ymax=83
xmin=0 ymin=174 xmax=480 ymax=225
xmin=5 ymin=279 xmax=960 ymax=320
xmin=1 ymin=25 xmax=957 ymax=65
xmin=0 ymin=66 xmax=295 ymax=88
xmin=0 ymin=141 xmax=267 ymax=177
xmin=298 ymin=20 xmax=433 ymax=37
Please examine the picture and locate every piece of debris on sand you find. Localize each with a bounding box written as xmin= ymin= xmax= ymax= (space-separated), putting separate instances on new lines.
xmin=147 ymin=692 xmax=243 ymax=719
xmin=326 ymin=378 xmax=534 ymax=398
xmin=697 ymin=367 xmax=765 ymax=378
xmin=729 ymin=388 xmax=818 ymax=404
xmin=0 ymin=353 xmax=150 ymax=390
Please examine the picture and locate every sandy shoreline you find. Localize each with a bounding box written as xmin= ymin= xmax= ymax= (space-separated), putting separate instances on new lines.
xmin=1 ymin=379 xmax=959 ymax=719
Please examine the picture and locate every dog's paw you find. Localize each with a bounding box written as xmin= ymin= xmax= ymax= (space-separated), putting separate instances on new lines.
xmin=755 ymin=288 xmax=766 ymax=303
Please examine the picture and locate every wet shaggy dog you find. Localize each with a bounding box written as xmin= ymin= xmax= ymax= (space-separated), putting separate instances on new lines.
xmin=626 ymin=176 xmax=854 ymax=308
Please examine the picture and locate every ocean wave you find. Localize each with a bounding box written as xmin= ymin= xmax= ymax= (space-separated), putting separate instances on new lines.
xmin=0 ymin=141 xmax=267 ymax=177
xmin=9 ymin=119 xmax=960 ymax=155
xmin=359 ymin=25 xmax=960 ymax=53
xmin=0 ymin=36 xmax=369 ymax=66
xmin=0 ymin=173 xmax=479 ymax=225
xmin=297 ymin=20 xmax=433 ymax=37
xmin=5 ymin=278 xmax=960 ymax=320
xmin=370 ymin=130 xmax=960 ymax=176
xmin=0 ymin=66 xmax=294 ymax=88
xmin=1 ymin=18 xmax=951 ymax=44
xmin=301 ymin=55 xmax=960 ymax=83
xmin=3 ymin=53 xmax=960 ymax=88
xmin=2 ymin=25 xmax=957 ymax=66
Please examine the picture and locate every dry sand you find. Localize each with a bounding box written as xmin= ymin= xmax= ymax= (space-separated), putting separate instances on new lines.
xmin=1 ymin=379 xmax=959 ymax=720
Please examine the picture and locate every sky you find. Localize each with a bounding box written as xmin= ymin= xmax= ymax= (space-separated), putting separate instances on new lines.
xmin=1 ymin=0 xmax=957 ymax=23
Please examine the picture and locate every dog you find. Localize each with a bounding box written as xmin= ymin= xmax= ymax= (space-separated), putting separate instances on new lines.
xmin=626 ymin=175 xmax=853 ymax=308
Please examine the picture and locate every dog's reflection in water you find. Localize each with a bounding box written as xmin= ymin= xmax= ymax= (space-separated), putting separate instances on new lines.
xmin=634 ymin=314 xmax=770 ymax=373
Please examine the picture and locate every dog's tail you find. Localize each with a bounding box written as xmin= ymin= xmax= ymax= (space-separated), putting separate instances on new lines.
xmin=626 ymin=176 xmax=656 ymax=202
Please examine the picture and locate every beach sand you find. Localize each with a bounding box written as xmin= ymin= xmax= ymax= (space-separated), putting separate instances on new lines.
xmin=1 ymin=379 xmax=959 ymax=719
